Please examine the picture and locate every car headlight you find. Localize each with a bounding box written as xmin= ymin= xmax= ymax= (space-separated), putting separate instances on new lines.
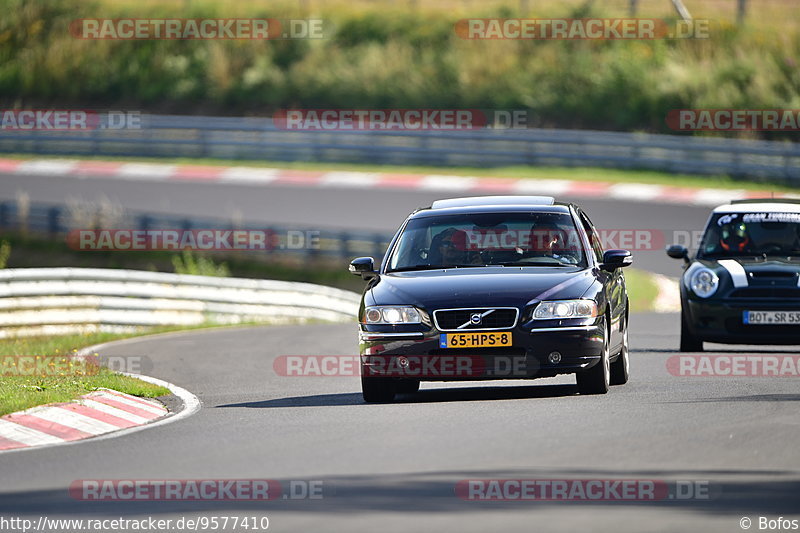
xmin=532 ymin=300 xmax=598 ymax=320
xmin=363 ymin=306 xmax=430 ymax=325
xmin=689 ymin=268 xmax=719 ymax=298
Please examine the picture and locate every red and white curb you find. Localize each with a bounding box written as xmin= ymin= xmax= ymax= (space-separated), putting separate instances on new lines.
xmin=3 ymin=157 xmax=798 ymax=207
xmin=0 ymin=370 xmax=200 ymax=454
xmin=0 ymin=389 xmax=166 ymax=451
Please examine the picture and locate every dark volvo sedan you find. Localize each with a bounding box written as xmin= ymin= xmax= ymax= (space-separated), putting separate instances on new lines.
xmin=349 ymin=196 xmax=632 ymax=402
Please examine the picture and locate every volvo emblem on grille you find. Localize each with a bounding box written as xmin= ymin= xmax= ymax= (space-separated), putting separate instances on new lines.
xmin=448 ymin=308 xmax=500 ymax=330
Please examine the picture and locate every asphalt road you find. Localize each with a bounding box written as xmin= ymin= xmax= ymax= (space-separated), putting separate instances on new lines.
xmin=1 ymin=312 xmax=798 ymax=532
xmin=0 ymin=172 xmax=709 ymax=276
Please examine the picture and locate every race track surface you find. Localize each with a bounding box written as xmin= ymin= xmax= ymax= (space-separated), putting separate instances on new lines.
xmin=0 ymin=313 xmax=797 ymax=532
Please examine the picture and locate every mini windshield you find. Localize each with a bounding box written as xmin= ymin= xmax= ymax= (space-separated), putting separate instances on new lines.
xmin=698 ymin=212 xmax=800 ymax=258
xmin=387 ymin=212 xmax=588 ymax=272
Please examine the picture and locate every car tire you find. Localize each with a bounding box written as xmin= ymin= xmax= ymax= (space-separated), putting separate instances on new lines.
xmin=610 ymin=321 xmax=629 ymax=386
xmin=396 ymin=379 xmax=420 ymax=394
xmin=680 ymin=310 xmax=703 ymax=352
xmin=361 ymin=376 xmax=396 ymax=403
xmin=576 ymin=319 xmax=610 ymax=395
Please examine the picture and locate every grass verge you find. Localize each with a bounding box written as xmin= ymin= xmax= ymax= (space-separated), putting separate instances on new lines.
xmin=0 ymin=329 xmax=180 ymax=417
xmin=624 ymin=268 xmax=661 ymax=314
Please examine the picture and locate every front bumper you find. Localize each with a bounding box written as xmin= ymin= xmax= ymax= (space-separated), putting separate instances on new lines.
xmin=359 ymin=322 xmax=605 ymax=381
xmin=684 ymin=298 xmax=800 ymax=345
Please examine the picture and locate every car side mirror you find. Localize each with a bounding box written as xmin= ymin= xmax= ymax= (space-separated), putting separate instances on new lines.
xmin=349 ymin=257 xmax=378 ymax=280
xmin=666 ymin=244 xmax=690 ymax=264
xmin=601 ymin=249 xmax=632 ymax=271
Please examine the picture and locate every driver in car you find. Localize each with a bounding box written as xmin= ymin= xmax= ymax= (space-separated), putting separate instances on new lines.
xmin=719 ymin=221 xmax=754 ymax=253
xmin=430 ymin=228 xmax=480 ymax=266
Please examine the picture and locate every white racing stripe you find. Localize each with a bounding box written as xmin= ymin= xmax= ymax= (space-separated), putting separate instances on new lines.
xmin=94 ymin=390 xmax=166 ymax=415
xmin=16 ymin=160 xmax=78 ymax=175
xmin=219 ymin=167 xmax=279 ymax=183
xmin=718 ymin=259 xmax=749 ymax=288
xmin=608 ymin=183 xmax=664 ymax=201
xmin=418 ymin=175 xmax=477 ymax=191
xmin=30 ymin=408 xmax=121 ymax=435
xmin=80 ymin=399 xmax=151 ymax=424
xmin=0 ymin=419 xmax=63 ymax=446
xmin=320 ymin=171 xmax=379 ymax=188
xmin=512 ymin=179 xmax=572 ymax=195
xmin=117 ymin=163 xmax=176 ymax=180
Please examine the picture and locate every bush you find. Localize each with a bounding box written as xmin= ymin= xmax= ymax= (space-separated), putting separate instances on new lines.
xmin=0 ymin=240 xmax=10 ymax=269
xmin=1 ymin=0 xmax=798 ymax=137
xmin=171 ymin=250 xmax=230 ymax=277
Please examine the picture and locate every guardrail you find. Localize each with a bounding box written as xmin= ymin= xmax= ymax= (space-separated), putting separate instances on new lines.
xmin=0 ymin=267 xmax=361 ymax=338
xmin=0 ymin=114 xmax=798 ymax=183
xmin=0 ymin=200 xmax=393 ymax=261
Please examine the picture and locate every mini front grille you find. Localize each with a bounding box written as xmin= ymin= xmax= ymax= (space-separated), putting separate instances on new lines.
xmin=433 ymin=308 xmax=518 ymax=331
xmin=749 ymin=271 xmax=797 ymax=279
xmin=729 ymin=288 xmax=800 ymax=298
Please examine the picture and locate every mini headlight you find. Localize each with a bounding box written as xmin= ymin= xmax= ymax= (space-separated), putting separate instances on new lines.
xmin=363 ymin=306 xmax=427 ymax=325
xmin=690 ymin=268 xmax=719 ymax=298
xmin=532 ymin=300 xmax=598 ymax=320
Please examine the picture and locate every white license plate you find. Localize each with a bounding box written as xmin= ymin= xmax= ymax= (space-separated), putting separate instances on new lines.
xmin=743 ymin=311 xmax=800 ymax=325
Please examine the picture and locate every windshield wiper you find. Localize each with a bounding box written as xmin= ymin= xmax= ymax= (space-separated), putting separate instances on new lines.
xmin=497 ymin=260 xmax=574 ymax=267
xmin=389 ymin=264 xmax=486 ymax=273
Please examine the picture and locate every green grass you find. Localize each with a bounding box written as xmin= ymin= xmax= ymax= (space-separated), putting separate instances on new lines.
xmin=0 ymin=330 xmax=174 ymax=416
xmin=624 ymin=268 xmax=660 ymax=314
xmin=3 ymin=153 xmax=798 ymax=193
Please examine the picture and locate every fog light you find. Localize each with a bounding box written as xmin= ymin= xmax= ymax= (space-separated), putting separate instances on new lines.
xmin=397 ymin=356 xmax=410 ymax=368
xmin=548 ymin=351 xmax=562 ymax=364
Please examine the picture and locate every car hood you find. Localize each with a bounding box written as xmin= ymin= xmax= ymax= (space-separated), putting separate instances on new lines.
xmin=690 ymin=257 xmax=800 ymax=291
xmin=367 ymin=267 xmax=596 ymax=309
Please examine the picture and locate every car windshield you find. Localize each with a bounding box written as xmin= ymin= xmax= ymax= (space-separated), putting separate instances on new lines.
xmin=387 ymin=211 xmax=588 ymax=272
xmin=698 ymin=211 xmax=800 ymax=258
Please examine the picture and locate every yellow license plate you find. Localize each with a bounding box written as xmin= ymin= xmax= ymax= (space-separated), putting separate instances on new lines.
xmin=439 ymin=331 xmax=512 ymax=348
